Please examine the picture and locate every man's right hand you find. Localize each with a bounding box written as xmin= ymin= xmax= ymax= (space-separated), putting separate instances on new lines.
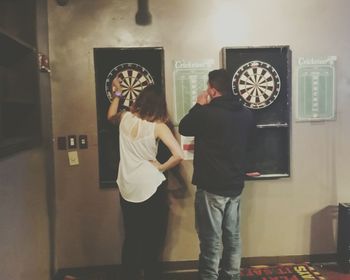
xmin=197 ymin=90 xmax=210 ymax=105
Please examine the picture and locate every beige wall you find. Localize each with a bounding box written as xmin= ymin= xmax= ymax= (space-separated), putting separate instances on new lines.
xmin=0 ymin=1 xmax=52 ymax=279
xmin=0 ymin=149 xmax=50 ymax=279
xmin=48 ymin=0 xmax=350 ymax=269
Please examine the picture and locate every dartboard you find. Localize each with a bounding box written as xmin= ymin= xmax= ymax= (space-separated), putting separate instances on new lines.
xmin=105 ymin=63 xmax=154 ymax=107
xmin=232 ymin=60 xmax=281 ymax=109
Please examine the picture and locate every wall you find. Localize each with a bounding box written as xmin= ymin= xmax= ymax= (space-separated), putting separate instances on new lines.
xmin=0 ymin=149 xmax=50 ymax=279
xmin=48 ymin=0 xmax=350 ymax=269
xmin=0 ymin=0 xmax=52 ymax=279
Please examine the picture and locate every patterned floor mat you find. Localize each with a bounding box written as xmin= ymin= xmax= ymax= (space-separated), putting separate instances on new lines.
xmin=240 ymin=263 xmax=326 ymax=280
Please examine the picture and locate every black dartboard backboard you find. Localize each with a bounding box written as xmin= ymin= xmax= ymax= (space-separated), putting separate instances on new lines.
xmin=222 ymin=46 xmax=291 ymax=179
xmin=94 ymin=47 xmax=165 ymax=188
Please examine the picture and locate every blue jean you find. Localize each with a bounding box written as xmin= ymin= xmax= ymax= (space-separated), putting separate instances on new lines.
xmin=195 ymin=189 xmax=241 ymax=280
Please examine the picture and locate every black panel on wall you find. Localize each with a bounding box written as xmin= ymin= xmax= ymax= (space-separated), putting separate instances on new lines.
xmin=223 ymin=46 xmax=291 ymax=178
xmin=246 ymin=127 xmax=290 ymax=175
xmin=337 ymin=203 xmax=350 ymax=273
xmin=93 ymin=47 xmax=165 ymax=188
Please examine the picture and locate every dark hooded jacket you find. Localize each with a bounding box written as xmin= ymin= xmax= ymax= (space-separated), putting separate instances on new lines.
xmin=179 ymin=94 xmax=255 ymax=197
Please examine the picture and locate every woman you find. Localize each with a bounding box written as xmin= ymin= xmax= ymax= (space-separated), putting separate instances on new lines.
xmin=107 ymin=78 xmax=183 ymax=280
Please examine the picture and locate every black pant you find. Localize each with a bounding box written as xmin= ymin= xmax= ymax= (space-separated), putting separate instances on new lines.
xmin=120 ymin=182 xmax=168 ymax=280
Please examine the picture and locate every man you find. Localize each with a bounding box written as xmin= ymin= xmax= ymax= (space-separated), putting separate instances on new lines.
xmin=179 ymin=69 xmax=257 ymax=280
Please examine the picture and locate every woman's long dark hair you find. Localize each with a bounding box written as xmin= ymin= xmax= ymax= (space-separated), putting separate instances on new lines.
xmin=130 ymin=84 xmax=169 ymax=122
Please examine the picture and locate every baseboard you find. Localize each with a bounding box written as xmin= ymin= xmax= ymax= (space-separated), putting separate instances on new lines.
xmin=54 ymin=253 xmax=336 ymax=279
xmin=241 ymin=253 xmax=336 ymax=266
xmin=162 ymin=253 xmax=337 ymax=271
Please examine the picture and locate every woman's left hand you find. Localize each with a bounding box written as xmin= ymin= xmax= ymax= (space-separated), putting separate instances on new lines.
xmin=149 ymin=160 xmax=163 ymax=172
xmin=112 ymin=77 xmax=122 ymax=92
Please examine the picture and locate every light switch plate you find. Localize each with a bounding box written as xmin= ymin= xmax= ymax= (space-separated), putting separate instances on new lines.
xmin=67 ymin=135 xmax=77 ymax=149
xmin=57 ymin=136 xmax=67 ymax=150
xmin=68 ymin=151 xmax=79 ymax=166
xmin=79 ymin=135 xmax=88 ymax=149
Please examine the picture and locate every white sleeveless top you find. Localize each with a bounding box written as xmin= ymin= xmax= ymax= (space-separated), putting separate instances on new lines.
xmin=117 ymin=112 xmax=166 ymax=203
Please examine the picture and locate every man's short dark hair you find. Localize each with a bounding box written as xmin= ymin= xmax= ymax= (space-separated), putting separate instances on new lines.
xmin=208 ymin=69 xmax=232 ymax=95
